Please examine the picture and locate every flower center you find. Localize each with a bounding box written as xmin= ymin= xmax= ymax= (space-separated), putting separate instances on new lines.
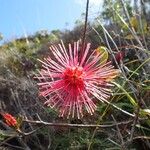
xmin=64 ymin=67 xmax=84 ymax=93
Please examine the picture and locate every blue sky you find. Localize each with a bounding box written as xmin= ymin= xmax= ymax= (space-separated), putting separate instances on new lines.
xmin=0 ymin=0 xmax=103 ymax=43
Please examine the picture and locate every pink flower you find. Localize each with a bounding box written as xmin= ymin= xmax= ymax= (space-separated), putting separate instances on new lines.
xmin=115 ymin=51 xmax=125 ymax=63
xmin=36 ymin=41 xmax=119 ymax=119
xmin=2 ymin=113 xmax=17 ymax=127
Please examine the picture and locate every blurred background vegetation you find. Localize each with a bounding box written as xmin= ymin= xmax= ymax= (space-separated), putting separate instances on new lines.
xmin=0 ymin=0 xmax=150 ymax=149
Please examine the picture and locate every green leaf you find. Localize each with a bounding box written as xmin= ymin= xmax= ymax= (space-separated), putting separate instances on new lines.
xmin=140 ymin=109 xmax=150 ymax=117
xmin=112 ymin=81 xmax=138 ymax=107
xmin=96 ymin=46 xmax=108 ymax=64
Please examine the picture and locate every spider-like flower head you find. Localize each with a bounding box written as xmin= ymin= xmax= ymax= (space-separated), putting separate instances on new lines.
xmin=63 ymin=66 xmax=85 ymax=95
xmin=36 ymin=41 xmax=119 ymax=119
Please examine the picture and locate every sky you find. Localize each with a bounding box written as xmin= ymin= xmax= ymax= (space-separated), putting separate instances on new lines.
xmin=0 ymin=0 xmax=103 ymax=44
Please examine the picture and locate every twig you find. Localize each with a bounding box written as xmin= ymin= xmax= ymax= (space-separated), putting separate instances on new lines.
xmin=127 ymin=89 xmax=141 ymax=145
xmin=103 ymin=99 xmax=135 ymax=117
xmin=79 ymin=0 xmax=89 ymax=62
xmin=21 ymin=118 xmax=147 ymax=132
xmin=133 ymin=136 xmax=150 ymax=140
xmin=129 ymin=107 xmax=140 ymax=142
xmin=0 ymin=136 xmax=17 ymax=146
xmin=119 ymin=0 xmax=143 ymax=48
xmin=23 ymin=119 xmax=132 ymax=128
xmin=112 ymin=115 xmax=127 ymax=150
xmin=17 ymin=125 xmax=45 ymax=136
xmin=1 ymin=142 xmax=26 ymax=150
